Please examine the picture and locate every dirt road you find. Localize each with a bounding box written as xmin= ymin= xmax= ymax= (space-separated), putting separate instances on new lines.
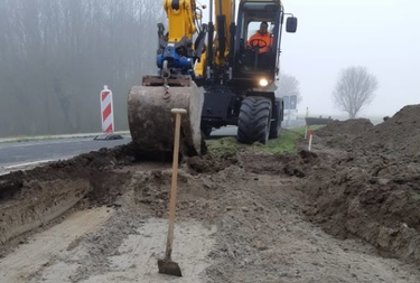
xmin=1 ymin=105 xmax=420 ymax=282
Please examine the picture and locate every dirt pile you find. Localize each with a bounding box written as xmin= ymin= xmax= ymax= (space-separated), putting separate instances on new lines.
xmin=304 ymin=104 xmax=420 ymax=266
xmin=314 ymin=118 xmax=374 ymax=148
xmin=356 ymin=104 xmax=420 ymax=156
xmin=316 ymin=118 xmax=374 ymax=138
xmin=303 ymin=156 xmax=420 ymax=262
xmin=315 ymin=104 xmax=420 ymax=156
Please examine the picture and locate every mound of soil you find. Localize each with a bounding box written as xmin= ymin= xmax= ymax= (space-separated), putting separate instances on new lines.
xmin=303 ymin=156 xmax=420 ymax=262
xmin=316 ymin=118 xmax=374 ymax=138
xmin=303 ymin=104 xmax=420 ymax=265
xmin=355 ymin=104 xmax=420 ymax=156
xmin=314 ymin=119 xmax=374 ymax=149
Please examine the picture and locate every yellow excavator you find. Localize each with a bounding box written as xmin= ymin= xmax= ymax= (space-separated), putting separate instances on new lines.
xmin=128 ymin=0 xmax=297 ymax=156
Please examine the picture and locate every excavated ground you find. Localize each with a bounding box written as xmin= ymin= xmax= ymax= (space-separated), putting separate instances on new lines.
xmin=305 ymin=105 xmax=420 ymax=266
xmin=1 ymin=105 xmax=420 ymax=282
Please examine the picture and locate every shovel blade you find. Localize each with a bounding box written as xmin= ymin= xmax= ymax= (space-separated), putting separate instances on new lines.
xmin=158 ymin=259 xmax=182 ymax=277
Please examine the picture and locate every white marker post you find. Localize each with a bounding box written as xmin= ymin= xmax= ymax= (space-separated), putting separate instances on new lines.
xmin=308 ymin=129 xmax=314 ymax=152
xmin=100 ymin=85 xmax=114 ymax=134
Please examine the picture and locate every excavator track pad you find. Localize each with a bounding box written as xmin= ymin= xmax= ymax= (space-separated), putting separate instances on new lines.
xmin=128 ymin=76 xmax=204 ymax=157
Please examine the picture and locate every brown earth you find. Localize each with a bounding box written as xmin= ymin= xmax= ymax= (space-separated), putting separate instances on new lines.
xmin=0 ymin=105 xmax=420 ymax=282
xmin=306 ymin=104 xmax=420 ymax=265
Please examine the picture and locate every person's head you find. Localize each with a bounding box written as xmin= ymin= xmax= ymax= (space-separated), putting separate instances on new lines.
xmin=259 ymin=22 xmax=268 ymax=34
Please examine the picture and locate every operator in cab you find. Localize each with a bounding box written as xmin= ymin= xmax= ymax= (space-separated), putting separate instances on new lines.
xmin=247 ymin=21 xmax=273 ymax=54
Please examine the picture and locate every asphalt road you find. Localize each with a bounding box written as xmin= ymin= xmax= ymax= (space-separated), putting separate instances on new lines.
xmin=0 ymin=128 xmax=235 ymax=171
xmin=0 ymin=120 xmax=303 ymax=173
xmin=0 ymin=137 xmax=130 ymax=170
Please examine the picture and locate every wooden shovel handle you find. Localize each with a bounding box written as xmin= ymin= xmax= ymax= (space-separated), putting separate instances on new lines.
xmin=165 ymin=109 xmax=185 ymax=259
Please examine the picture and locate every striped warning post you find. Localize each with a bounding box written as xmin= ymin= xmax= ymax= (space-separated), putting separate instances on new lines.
xmin=100 ymin=85 xmax=114 ymax=133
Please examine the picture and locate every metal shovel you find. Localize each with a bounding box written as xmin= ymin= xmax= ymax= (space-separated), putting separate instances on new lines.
xmin=157 ymin=108 xmax=186 ymax=277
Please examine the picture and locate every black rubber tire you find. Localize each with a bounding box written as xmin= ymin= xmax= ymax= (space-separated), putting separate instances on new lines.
xmin=269 ymin=98 xmax=282 ymax=139
xmin=237 ymin=96 xmax=272 ymax=144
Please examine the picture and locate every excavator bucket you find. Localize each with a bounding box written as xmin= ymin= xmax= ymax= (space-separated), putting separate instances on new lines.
xmin=128 ymin=76 xmax=204 ymax=157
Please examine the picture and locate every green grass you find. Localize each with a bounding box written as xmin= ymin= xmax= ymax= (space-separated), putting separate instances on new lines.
xmin=206 ymin=127 xmax=310 ymax=156
xmin=252 ymin=128 xmax=305 ymax=154
xmin=206 ymin=137 xmax=240 ymax=157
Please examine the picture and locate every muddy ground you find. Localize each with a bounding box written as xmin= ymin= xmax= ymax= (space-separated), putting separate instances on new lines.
xmin=1 ymin=105 xmax=420 ymax=282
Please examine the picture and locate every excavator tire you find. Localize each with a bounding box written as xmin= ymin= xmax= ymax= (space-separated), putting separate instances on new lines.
xmin=128 ymin=76 xmax=204 ymax=157
xmin=237 ymin=96 xmax=272 ymax=144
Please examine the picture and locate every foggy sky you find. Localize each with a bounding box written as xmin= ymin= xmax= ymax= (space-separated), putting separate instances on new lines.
xmin=280 ymin=0 xmax=420 ymax=117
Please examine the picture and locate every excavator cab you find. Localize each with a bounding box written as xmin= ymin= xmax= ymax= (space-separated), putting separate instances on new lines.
xmin=233 ymin=0 xmax=290 ymax=89
xmin=241 ymin=21 xmax=276 ymax=70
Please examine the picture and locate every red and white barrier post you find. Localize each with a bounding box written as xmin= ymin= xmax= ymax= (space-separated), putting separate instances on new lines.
xmin=100 ymin=85 xmax=114 ymax=134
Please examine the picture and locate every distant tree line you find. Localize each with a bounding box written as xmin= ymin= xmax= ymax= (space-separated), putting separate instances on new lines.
xmin=0 ymin=0 xmax=164 ymax=137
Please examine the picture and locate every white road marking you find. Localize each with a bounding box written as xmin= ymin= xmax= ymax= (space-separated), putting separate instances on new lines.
xmin=0 ymin=158 xmax=69 ymax=176
xmin=4 ymin=159 xmax=55 ymax=170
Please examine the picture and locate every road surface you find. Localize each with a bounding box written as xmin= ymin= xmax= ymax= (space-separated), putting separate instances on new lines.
xmin=0 ymin=137 xmax=130 ymax=173
xmin=0 ymin=121 xmax=302 ymax=173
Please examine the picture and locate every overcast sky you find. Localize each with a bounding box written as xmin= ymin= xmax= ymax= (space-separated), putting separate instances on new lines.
xmin=280 ymin=0 xmax=420 ymax=116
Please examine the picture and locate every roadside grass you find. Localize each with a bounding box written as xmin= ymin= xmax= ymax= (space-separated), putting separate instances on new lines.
xmin=207 ymin=126 xmax=324 ymax=156
xmin=252 ymin=128 xmax=306 ymax=154
xmin=206 ymin=137 xmax=239 ymax=157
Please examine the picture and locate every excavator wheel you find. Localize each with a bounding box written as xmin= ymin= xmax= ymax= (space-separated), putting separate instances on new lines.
xmin=128 ymin=76 xmax=204 ymax=158
xmin=237 ymin=96 xmax=272 ymax=144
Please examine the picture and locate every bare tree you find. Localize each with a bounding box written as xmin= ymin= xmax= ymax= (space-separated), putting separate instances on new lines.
xmin=333 ymin=66 xmax=378 ymax=118
xmin=276 ymin=73 xmax=302 ymax=103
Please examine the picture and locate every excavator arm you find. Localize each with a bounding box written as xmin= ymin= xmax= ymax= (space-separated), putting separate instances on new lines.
xmin=213 ymin=0 xmax=235 ymax=65
xmin=164 ymin=0 xmax=196 ymax=43
xmin=128 ymin=0 xmax=206 ymax=156
xmin=157 ymin=0 xmax=206 ymax=76
xmin=157 ymin=0 xmax=236 ymax=77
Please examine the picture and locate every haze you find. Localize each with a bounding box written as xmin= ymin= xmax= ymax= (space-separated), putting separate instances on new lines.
xmin=1 ymin=0 xmax=418 ymax=137
xmin=280 ymin=0 xmax=420 ymax=117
